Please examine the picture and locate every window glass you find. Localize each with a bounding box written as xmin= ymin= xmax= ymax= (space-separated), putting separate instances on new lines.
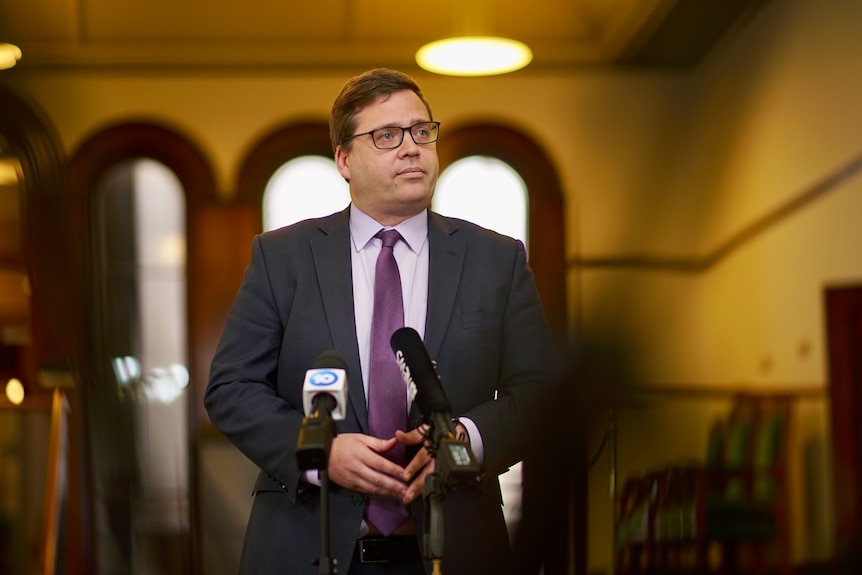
xmin=132 ymin=160 xmax=187 ymax=386
xmin=263 ymin=156 xmax=350 ymax=231
xmin=433 ymin=156 xmax=528 ymax=250
xmin=96 ymin=158 xmax=189 ymax=571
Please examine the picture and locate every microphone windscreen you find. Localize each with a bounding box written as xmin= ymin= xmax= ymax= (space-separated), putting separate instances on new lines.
xmin=390 ymin=327 xmax=451 ymax=414
xmin=313 ymin=349 xmax=348 ymax=371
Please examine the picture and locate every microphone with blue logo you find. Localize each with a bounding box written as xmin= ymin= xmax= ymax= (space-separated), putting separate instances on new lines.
xmin=297 ymin=351 xmax=347 ymax=574
xmin=296 ymin=350 xmax=348 ymax=470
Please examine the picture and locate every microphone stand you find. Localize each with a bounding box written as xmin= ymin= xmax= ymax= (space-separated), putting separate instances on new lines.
xmin=318 ymin=467 xmax=336 ymax=575
xmin=421 ymin=413 xmax=482 ymax=575
xmin=296 ymin=397 xmax=338 ymax=574
xmin=423 ymin=473 xmax=446 ymax=575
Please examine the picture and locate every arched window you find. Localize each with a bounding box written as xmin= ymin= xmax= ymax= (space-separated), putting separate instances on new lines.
xmin=438 ymin=124 xmax=566 ymax=345
xmin=236 ymin=122 xmax=335 ymax=227
xmin=263 ymin=156 xmax=349 ymax=231
xmin=95 ymin=159 xmax=189 ymax=396
xmin=95 ymin=156 xmax=190 ymax=571
xmin=433 ymin=155 xmax=528 ymax=249
xmin=71 ymin=122 xmax=216 ymax=574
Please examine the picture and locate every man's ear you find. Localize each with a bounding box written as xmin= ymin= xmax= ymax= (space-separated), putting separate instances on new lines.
xmin=335 ymin=145 xmax=351 ymax=183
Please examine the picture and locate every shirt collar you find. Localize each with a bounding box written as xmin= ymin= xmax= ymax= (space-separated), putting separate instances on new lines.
xmin=349 ymin=203 xmax=428 ymax=254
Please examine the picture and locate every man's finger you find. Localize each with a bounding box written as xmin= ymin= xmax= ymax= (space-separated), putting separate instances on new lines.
xmin=403 ymin=461 xmax=435 ymax=504
xmin=327 ymin=433 xmax=408 ymax=497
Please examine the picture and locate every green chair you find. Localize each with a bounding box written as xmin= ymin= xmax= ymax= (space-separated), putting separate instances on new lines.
xmin=695 ymin=396 xmax=791 ymax=574
xmin=653 ymin=418 xmax=728 ymax=571
xmin=615 ymin=472 xmax=662 ymax=573
xmin=618 ymin=394 xmax=792 ymax=574
xmin=646 ymin=394 xmax=791 ymax=574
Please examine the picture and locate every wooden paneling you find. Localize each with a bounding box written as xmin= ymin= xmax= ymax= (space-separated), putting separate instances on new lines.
xmin=188 ymin=203 xmax=259 ymax=431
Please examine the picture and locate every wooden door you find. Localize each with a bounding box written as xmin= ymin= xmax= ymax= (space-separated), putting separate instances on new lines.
xmin=824 ymin=285 xmax=862 ymax=561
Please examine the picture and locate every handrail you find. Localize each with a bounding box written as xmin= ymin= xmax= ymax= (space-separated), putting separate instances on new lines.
xmin=569 ymin=152 xmax=862 ymax=272
xmin=611 ymin=383 xmax=825 ymax=402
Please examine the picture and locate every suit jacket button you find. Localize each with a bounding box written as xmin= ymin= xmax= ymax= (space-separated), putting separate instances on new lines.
xmin=352 ymin=493 xmax=365 ymax=506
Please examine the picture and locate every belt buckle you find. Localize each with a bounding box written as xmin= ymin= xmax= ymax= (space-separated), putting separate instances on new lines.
xmin=358 ymin=537 xmax=389 ymax=564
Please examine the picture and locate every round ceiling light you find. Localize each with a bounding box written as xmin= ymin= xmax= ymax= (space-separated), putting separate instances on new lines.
xmin=0 ymin=43 xmax=22 ymax=70
xmin=416 ymin=36 xmax=532 ymax=76
xmin=5 ymin=378 xmax=25 ymax=405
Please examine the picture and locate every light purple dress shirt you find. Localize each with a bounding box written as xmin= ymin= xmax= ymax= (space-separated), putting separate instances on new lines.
xmin=302 ymin=205 xmax=483 ymax=492
xmin=349 ymin=205 xmax=483 ymax=460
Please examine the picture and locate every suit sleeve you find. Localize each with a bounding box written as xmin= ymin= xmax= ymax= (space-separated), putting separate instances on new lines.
xmin=438 ymin=236 xmax=558 ymax=477
xmin=204 ymin=234 xmax=306 ymax=501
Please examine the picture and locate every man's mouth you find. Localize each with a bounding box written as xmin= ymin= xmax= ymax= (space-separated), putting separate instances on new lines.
xmin=398 ymin=167 xmax=424 ymax=176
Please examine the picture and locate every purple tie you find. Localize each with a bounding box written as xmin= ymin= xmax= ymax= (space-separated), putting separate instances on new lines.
xmin=365 ymin=229 xmax=410 ymax=535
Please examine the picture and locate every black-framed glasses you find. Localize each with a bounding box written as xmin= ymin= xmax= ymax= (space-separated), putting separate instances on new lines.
xmin=342 ymin=121 xmax=440 ymax=149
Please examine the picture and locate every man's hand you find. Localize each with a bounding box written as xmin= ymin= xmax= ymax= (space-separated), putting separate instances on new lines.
xmin=396 ymin=421 xmax=473 ymax=503
xmin=396 ymin=426 xmax=434 ymax=504
xmin=327 ymin=433 xmax=407 ymax=500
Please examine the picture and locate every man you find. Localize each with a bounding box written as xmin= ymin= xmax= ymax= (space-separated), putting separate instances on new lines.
xmin=205 ymin=68 xmax=555 ymax=574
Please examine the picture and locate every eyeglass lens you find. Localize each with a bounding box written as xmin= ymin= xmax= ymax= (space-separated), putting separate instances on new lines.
xmin=372 ymin=122 xmax=438 ymax=149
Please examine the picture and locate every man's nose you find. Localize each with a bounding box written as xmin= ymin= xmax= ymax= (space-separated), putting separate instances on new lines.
xmin=398 ymin=131 xmax=420 ymax=155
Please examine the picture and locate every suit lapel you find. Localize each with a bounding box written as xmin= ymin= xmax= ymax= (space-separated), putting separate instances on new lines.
xmin=311 ymin=208 xmax=370 ymax=433
xmin=406 ymin=212 xmax=464 ymax=428
xmin=311 ymin=210 xmax=464 ymax=433
xmin=424 ymin=212 xmax=464 ymax=366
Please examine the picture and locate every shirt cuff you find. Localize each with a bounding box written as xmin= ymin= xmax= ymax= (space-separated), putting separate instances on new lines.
xmin=458 ymin=417 xmax=484 ymax=465
xmin=301 ymin=469 xmax=321 ymax=487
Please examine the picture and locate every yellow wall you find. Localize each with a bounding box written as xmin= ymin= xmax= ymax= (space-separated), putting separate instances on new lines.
xmin=4 ymin=0 xmax=861 ymax=570
xmin=583 ymin=0 xmax=862 ymax=569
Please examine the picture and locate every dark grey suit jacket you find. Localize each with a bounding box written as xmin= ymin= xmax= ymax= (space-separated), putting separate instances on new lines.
xmin=205 ymin=207 xmax=555 ymax=574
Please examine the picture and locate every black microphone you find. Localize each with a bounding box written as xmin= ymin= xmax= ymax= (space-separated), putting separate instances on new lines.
xmin=390 ymin=327 xmax=452 ymax=419
xmin=390 ymin=327 xmax=481 ymax=486
xmin=296 ymin=350 xmax=348 ymax=470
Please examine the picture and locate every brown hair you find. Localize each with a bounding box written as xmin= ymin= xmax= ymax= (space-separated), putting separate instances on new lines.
xmin=329 ymin=68 xmax=433 ymax=152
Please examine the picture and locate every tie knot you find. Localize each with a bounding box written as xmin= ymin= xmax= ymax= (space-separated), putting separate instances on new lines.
xmin=376 ymin=229 xmax=402 ymax=249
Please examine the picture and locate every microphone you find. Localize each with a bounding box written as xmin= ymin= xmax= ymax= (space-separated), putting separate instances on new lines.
xmin=390 ymin=327 xmax=480 ymax=486
xmin=389 ymin=327 xmax=452 ymax=417
xmin=302 ymin=350 xmax=348 ymax=420
xmin=296 ymin=350 xmax=348 ymax=470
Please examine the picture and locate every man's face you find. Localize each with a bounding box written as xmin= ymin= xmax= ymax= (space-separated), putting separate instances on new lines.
xmin=335 ymin=89 xmax=439 ymax=226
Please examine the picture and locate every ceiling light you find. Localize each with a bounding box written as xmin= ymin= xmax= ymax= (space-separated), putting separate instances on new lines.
xmin=6 ymin=378 xmax=25 ymax=405
xmin=0 ymin=43 xmax=22 ymax=70
xmin=416 ymin=36 xmax=532 ymax=76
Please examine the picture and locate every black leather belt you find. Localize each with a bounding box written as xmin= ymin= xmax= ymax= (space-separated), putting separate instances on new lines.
xmin=355 ymin=536 xmax=421 ymax=564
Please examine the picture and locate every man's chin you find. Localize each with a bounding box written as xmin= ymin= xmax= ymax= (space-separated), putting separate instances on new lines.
xmin=396 ymin=188 xmax=433 ymax=210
